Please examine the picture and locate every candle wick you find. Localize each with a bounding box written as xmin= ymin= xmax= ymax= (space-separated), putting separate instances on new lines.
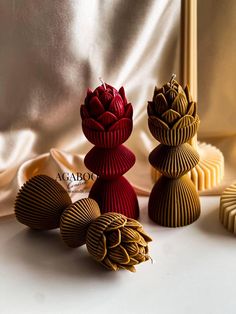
xmin=99 ymin=77 xmax=106 ymax=90
xmin=170 ymin=73 xmax=176 ymax=87
xmin=148 ymin=255 xmax=156 ymax=264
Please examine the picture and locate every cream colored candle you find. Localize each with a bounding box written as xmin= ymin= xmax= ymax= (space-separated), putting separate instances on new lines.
xmin=180 ymin=0 xmax=197 ymax=100
xmin=180 ymin=0 xmax=224 ymax=191
xmin=180 ymin=0 xmax=197 ymax=149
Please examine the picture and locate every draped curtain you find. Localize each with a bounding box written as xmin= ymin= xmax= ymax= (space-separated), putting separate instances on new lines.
xmin=0 ymin=0 xmax=235 ymax=217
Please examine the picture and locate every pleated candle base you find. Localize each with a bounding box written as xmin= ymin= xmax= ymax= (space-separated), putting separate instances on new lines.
xmin=89 ymin=176 xmax=139 ymax=219
xmin=148 ymin=175 xmax=200 ymax=227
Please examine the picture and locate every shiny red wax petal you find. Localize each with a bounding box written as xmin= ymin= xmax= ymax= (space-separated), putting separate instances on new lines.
xmin=83 ymin=118 xmax=105 ymax=131
xmin=100 ymin=91 xmax=113 ymax=109
xmin=108 ymin=94 xmax=125 ymax=118
xmin=88 ymin=96 xmax=105 ymax=117
xmin=106 ymin=83 xmax=117 ymax=92
xmin=124 ymin=103 xmax=133 ymax=118
xmin=93 ymin=89 xmax=99 ymax=97
xmin=80 ymin=105 xmax=90 ymax=119
xmin=95 ymin=85 xmax=106 ymax=95
xmin=119 ymin=86 xmax=127 ymax=105
xmin=97 ymin=111 xmax=118 ymax=127
xmin=108 ymin=118 xmax=132 ymax=131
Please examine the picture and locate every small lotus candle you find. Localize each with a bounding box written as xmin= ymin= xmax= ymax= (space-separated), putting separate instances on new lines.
xmin=81 ymin=80 xmax=139 ymax=219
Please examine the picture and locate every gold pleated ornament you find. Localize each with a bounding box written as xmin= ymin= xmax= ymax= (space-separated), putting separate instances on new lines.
xmin=15 ymin=175 xmax=72 ymax=230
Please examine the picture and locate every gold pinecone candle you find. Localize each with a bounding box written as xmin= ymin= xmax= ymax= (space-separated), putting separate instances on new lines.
xmin=86 ymin=212 xmax=152 ymax=272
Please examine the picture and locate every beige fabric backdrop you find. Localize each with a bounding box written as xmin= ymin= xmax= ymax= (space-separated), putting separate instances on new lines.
xmin=0 ymin=0 xmax=235 ymax=217
xmin=198 ymin=0 xmax=236 ymax=189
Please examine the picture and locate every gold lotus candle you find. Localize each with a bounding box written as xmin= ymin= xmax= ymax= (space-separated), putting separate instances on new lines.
xmin=147 ymin=75 xmax=201 ymax=227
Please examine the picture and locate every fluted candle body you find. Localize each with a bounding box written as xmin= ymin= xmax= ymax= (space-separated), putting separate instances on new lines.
xmin=147 ymin=78 xmax=201 ymax=227
xmin=81 ymin=83 xmax=139 ymax=219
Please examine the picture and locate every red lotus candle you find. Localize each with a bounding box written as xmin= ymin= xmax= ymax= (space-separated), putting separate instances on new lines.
xmin=80 ymin=80 xmax=139 ymax=219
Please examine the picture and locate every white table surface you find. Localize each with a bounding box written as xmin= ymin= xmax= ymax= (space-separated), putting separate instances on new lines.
xmin=0 ymin=196 xmax=235 ymax=314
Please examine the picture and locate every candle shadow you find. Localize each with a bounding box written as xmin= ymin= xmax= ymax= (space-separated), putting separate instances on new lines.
xmin=196 ymin=207 xmax=235 ymax=239
xmin=4 ymin=227 xmax=121 ymax=281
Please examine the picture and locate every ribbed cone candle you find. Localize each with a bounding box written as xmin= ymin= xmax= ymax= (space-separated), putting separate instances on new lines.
xmin=15 ymin=175 xmax=72 ymax=230
xmin=148 ymin=176 xmax=200 ymax=227
xmin=60 ymin=198 xmax=101 ymax=247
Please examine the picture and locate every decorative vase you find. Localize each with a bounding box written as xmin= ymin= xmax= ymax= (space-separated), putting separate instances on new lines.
xmin=147 ymin=75 xmax=201 ymax=227
xmin=81 ymin=82 xmax=139 ymax=219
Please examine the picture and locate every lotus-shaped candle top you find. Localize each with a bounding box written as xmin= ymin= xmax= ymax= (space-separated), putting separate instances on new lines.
xmin=148 ymin=74 xmax=198 ymax=130
xmin=86 ymin=212 xmax=152 ymax=272
xmin=81 ymin=83 xmax=133 ymax=131
xmin=81 ymin=82 xmax=133 ymax=147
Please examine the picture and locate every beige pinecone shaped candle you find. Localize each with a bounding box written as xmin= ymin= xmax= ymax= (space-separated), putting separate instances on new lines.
xmin=148 ymin=75 xmax=201 ymax=227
